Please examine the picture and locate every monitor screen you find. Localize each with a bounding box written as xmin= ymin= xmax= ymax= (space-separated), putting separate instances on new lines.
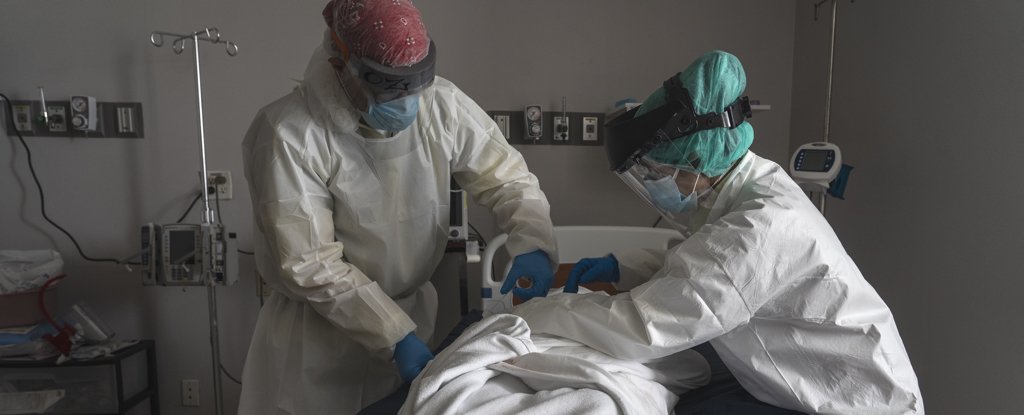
xmin=170 ymin=231 xmax=196 ymax=264
xmin=798 ymin=149 xmax=831 ymax=172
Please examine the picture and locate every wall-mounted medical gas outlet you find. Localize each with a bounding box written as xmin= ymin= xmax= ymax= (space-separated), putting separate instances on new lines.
xmin=524 ymin=105 xmax=543 ymax=140
xmin=207 ymin=170 xmax=233 ymax=200
xmin=45 ymin=105 xmax=68 ymax=133
xmin=4 ymin=99 xmax=143 ymax=138
xmin=582 ymin=116 xmax=599 ymax=142
xmin=552 ymin=116 xmax=570 ymax=142
xmin=486 ymin=110 xmax=603 ymax=146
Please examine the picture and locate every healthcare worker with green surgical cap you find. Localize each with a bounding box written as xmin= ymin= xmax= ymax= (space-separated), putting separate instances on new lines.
xmin=513 ymin=50 xmax=923 ymax=414
xmin=239 ymin=1 xmax=558 ymax=413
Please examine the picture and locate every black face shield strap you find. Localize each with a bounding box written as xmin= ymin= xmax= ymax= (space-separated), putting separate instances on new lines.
xmin=604 ymin=73 xmax=752 ymax=173
xmin=354 ymin=41 xmax=437 ymax=102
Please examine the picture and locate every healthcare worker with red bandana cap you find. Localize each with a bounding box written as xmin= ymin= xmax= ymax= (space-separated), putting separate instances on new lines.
xmin=238 ymin=1 xmax=558 ymax=413
xmin=514 ymin=50 xmax=923 ymax=414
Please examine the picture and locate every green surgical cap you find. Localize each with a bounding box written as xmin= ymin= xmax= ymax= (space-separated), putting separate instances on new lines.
xmin=636 ymin=50 xmax=754 ymax=177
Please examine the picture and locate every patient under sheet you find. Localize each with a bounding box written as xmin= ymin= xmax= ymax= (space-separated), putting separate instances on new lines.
xmin=400 ymin=313 xmax=710 ymax=415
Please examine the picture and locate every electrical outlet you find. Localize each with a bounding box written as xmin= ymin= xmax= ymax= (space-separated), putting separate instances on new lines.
xmin=12 ymin=105 xmax=32 ymax=132
xmin=181 ymin=379 xmax=199 ymax=407
xmin=582 ymin=116 xmax=599 ymax=142
xmin=553 ymin=116 xmax=570 ymax=141
xmin=207 ymin=171 xmax=232 ymax=200
xmin=493 ymin=115 xmax=510 ymax=140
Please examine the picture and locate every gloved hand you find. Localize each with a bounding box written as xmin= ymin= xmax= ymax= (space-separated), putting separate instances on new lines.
xmin=563 ymin=255 xmax=620 ymax=293
xmin=500 ymin=250 xmax=554 ymax=301
xmin=394 ymin=332 xmax=433 ymax=382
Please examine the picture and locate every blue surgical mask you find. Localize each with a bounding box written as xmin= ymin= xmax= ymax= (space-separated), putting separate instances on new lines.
xmin=362 ymin=94 xmax=420 ymax=132
xmin=643 ymin=169 xmax=702 ymax=213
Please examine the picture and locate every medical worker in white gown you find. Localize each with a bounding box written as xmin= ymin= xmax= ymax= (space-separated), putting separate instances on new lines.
xmin=513 ymin=51 xmax=924 ymax=414
xmin=238 ymin=1 xmax=558 ymax=413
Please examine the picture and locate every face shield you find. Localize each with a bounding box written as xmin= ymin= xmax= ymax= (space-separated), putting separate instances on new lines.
xmin=605 ymin=73 xmax=751 ymax=234
xmin=328 ymin=32 xmax=436 ymax=109
xmin=619 ymin=155 xmax=721 ymax=235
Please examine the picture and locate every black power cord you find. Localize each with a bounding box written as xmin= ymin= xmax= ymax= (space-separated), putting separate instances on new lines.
xmin=2 ymin=92 xmax=128 ymax=264
xmin=175 ymin=192 xmax=204 ymax=223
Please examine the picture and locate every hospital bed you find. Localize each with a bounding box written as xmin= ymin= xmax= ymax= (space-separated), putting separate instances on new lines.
xmin=360 ymin=226 xmax=803 ymax=415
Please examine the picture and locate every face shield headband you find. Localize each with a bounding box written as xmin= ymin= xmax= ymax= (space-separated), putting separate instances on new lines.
xmin=604 ymin=73 xmax=752 ymax=173
xmin=329 ymin=31 xmax=437 ymax=104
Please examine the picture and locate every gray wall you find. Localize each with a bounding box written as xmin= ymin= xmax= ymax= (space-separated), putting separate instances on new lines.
xmin=790 ymin=1 xmax=1024 ymax=413
xmin=0 ymin=1 xmax=795 ymax=414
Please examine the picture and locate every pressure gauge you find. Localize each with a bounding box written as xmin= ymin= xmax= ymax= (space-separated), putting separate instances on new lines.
xmin=69 ymin=95 xmax=97 ymax=132
xmin=524 ymin=105 xmax=542 ymax=140
xmin=71 ymin=97 xmax=88 ymax=112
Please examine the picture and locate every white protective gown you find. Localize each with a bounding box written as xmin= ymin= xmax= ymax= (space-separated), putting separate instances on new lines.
xmin=239 ymin=40 xmax=557 ymax=414
xmin=513 ymin=152 xmax=923 ymax=414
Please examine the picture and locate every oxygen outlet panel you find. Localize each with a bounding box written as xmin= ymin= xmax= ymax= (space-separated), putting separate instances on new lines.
xmin=552 ymin=116 xmax=569 ymax=142
xmin=485 ymin=110 xmax=603 ymax=146
xmin=3 ymin=99 xmax=144 ymax=138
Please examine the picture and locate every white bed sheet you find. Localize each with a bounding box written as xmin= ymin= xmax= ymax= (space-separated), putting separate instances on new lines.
xmin=400 ymin=312 xmax=710 ymax=415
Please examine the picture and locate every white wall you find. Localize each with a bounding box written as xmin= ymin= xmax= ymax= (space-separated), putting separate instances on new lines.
xmin=790 ymin=1 xmax=1024 ymax=413
xmin=1 ymin=1 xmax=795 ymax=414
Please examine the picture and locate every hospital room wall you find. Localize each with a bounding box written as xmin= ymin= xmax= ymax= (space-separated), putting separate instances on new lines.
xmin=789 ymin=1 xmax=1024 ymax=413
xmin=419 ymin=0 xmax=798 ymax=247
xmin=0 ymin=1 xmax=794 ymax=414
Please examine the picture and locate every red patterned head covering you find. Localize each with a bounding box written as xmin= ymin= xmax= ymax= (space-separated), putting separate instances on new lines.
xmin=322 ymin=0 xmax=430 ymax=68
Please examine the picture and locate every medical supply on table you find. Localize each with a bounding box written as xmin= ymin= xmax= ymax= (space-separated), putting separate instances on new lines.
xmin=0 ymin=250 xmax=64 ymax=297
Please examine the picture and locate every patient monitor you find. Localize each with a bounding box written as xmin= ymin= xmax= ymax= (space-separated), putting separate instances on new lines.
xmin=790 ymin=141 xmax=841 ymax=191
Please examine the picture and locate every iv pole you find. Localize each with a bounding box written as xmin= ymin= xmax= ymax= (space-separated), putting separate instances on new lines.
xmin=814 ymin=0 xmax=843 ymax=215
xmin=150 ymin=28 xmax=238 ymax=415
xmin=812 ymin=0 xmax=856 ymax=215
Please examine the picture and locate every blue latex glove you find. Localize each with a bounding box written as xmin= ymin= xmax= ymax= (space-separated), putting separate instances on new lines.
xmin=500 ymin=250 xmax=554 ymax=300
xmin=563 ymin=255 xmax=620 ymax=293
xmin=394 ymin=332 xmax=433 ymax=382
